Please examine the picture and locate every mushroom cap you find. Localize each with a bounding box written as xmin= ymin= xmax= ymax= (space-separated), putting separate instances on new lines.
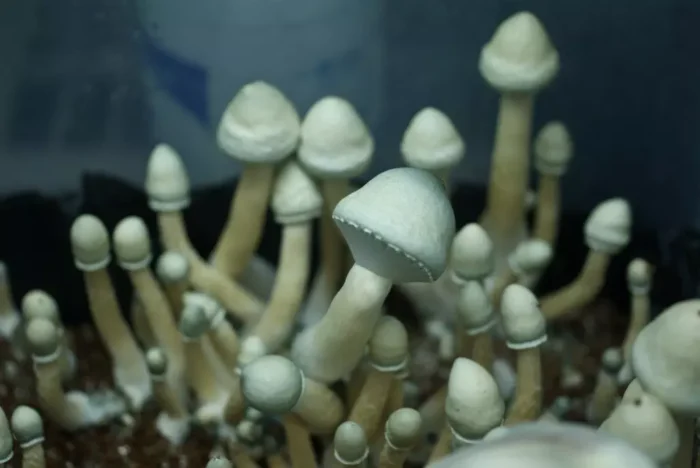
xmin=145 ymin=347 xmax=168 ymax=376
xmin=600 ymin=348 xmax=624 ymax=375
xmin=217 ymin=81 xmax=300 ymax=164
xmin=631 ymin=299 xmax=700 ymax=415
xmin=534 ymin=122 xmax=573 ymax=176
xmin=0 ymin=407 xmax=11 ymax=463
xmin=627 ymin=258 xmax=652 ymax=295
xmin=584 ymin=198 xmax=632 ymax=254
xmin=206 ymin=456 xmax=233 ymax=468
xmin=368 ymin=316 xmax=409 ymax=371
xmin=271 ymin=161 xmax=323 ymax=224
xmin=70 ymin=214 xmax=111 ymax=271
xmin=400 ymin=107 xmax=465 ymax=171
xmin=179 ymin=303 xmax=210 ymax=340
xmin=113 ymin=216 xmax=153 ymax=270
xmin=479 ymin=12 xmax=559 ymax=93
xmin=457 ymin=280 xmax=495 ymax=334
xmin=183 ymin=292 xmax=224 ymax=324
xmin=446 ymin=358 xmax=505 ymax=440
xmin=156 ymin=251 xmax=190 ymax=284
xmin=10 ymin=406 xmax=44 ymax=448
xmin=240 ymin=355 xmax=304 ymax=415
xmin=25 ymin=317 xmax=59 ymax=358
xmin=385 ymin=408 xmax=422 ymax=449
xmin=298 ymin=96 xmax=374 ymax=179
xmin=21 ymin=290 xmax=60 ymax=324
xmin=450 ymin=223 xmax=494 ymax=282
xmin=145 ymin=143 xmax=191 ymax=212
xmin=600 ymin=393 xmax=679 ymax=465
xmin=332 ymin=167 xmax=455 ymax=283
xmin=509 ymin=239 xmax=552 ymax=276
xmin=334 ymin=421 xmax=368 ymax=464
xmin=500 ymin=284 xmax=546 ymax=349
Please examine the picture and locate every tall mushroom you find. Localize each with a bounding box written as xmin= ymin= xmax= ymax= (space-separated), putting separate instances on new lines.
xmin=619 ymin=258 xmax=652 ymax=384
xmin=291 ymin=167 xmax=455 ymax=383
xmin=156 ymin=251 xmax=190 ymax=321
xmin=491 ymin=239 xmax=552 ymax=306
xmin=478 ymin=11 xmax=559 ymax=271
xmin=379 ymin=408 xmax=422 ymax=468
xmin=331 ymin=422 xmax=369 ymax=468
xmin=10 ymin=406 xmax=45 ymax=468
xmin=587 ymin=348 xmax=624 ymax=425
xmin=145 ymin=347 xmax=190 ymax=445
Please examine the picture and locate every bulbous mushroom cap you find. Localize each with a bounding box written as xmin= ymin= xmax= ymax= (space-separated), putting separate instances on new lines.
xmin=400 ymin=107 xmax=465 ymax=171
xmin=298 ymin=96 xmax=374 ymax=179
xmin=240 ymin=355 xmax=304 ymax=415
xmin=206 ymin=456 xmax=233 ymax=468
xmin=179 ymin=303 xmax=210 ymax=340
xmin=217 ymin=81 xmax=300 ymax=164
xmin=600 ymin=393 xmax=679 ymax=465
xmin=627 ymin=258 xmax=652 ymax=295
xmin=21 ymin=290 xmax=59 ymax=324
xmin=11 ymin=406 xmax=44 ymax=448
xmin=333 ymin=167 xmax=455 ymax=283
xmin=0 ymin=407 xmax=11 ymax=463
xmin=631 ymin=299 xmax=700 ymax=415
xmin=479 ymin=12 xmax=559 ymax=93
xmin=145 ymin=347 xmax=168 ymax=377
xmin=113 ymin=216 xmax=153 ymax=270
xmin=450 ymin=223 xmax=494 ymax=282
xmin=600 ymin=348 xmax=624 ymax=375
xmin=534 ymin=122 xmax=573 ymax=176
xmin=368 ymin=316 xmax=409 ymax=371
xmin=70 ymin=214 xmax=111 ymax=271
xmin=446 ymin=358 xmax=505 ymax=440
xmin=385 ymin=408 xmax=422 ymax=450
xmin=584 ymin=198 xmax=632 ymax=254
xmin=500 ymin=284 xmax=546 ymax=349
xmin=334 ymin=421 xmax=368 ymax=464
xmin=25 ymin=317 xmax=59 ymax=358
xmin=457 ymin=281 xmax=495 ymax=334
xmin=271 ymin=161 xmax=323 ymax=225
xmin=145 ymin=143 xmax=191 ymax=212
xmin=509 ymin=239 xmax=552 ymax=276
xmin=156 ymin=251 xmax=190 ymax=284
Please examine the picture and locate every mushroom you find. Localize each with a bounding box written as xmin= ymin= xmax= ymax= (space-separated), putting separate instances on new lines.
xmin=456 ymin=280 xmax=496 ymax=368
xmin=0 ymin=406 xmax=11 ymax=465
xmin=379 ymin=408 xmax=422 ymax=468
xmin=70 ymin=214 xmax=151 ymax=409
xmin=540 ymin=198 xmax=632 ymax=320
xmin=156 ymin=251 xmax=190 ymax=321
xmin=491 ymin=239 xmax=553 ymax=306
xmin=532 ymin=121 xmax=574 ymax=247
xmin=239 ymin=161 xmax=322 ymax=364
xmin=291 ymin=167 xmax=455 ymax=383
xmin=619 ymin=258 xmax=653 ymax=385
xmin=0 ymin=261 xmax=19 ymax=338
xmin=297 ymin=96 xmax=374 ymax=328
xmin=212 ymin=81 xmax=301 ymax=280
xmin=400 ymin=107 xmax=466 ymax=191
xmin=539 ymin=396 xmax=572 ymax=422
xmin=478 ymin=11 xmax=559 ymax=271
xmin=332 ymin=422 xmax=369 ymax=468
xmin=587 ymin=348 xmax=624 ymax=425
xmin=145 ymin=347 xmax=190 ymax=446
xmin=10 ymin=406 xmax=45 ymax=467
xmin=501 ymin=284 xmax=547 ymax=425
xmin=145 ymin=143 xmax=265 ymax=323
xmin=207 ymin=456 xmax=233 ymax=468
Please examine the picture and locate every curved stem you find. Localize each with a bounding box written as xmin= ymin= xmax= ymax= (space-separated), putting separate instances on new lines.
xmin=533 ymin=173 xmax=561 ymax=246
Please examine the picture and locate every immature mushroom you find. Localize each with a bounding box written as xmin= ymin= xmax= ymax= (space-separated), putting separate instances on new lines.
xmin=618 ymin=258 xmax=652 ymax=384
xmin=145 ymin=348 xmax=190 ymax=445
xmin=400 ymin=107 xmax=466 ymax=191
xmin=292 ymin=168 xmax=455 ymax=383
xmin=185 ymin=292 xmax=241 ymax=372
xmin=297 ymin=96 xmax=374 ymax=328
xmin=456 ymin=280 xmax=496 ymax=367
xmin=587 ymin=348 xmax=624 ymax=425
xmin=0 ymin=262 xmax=19 ymax=338
xmin=540 ymin=198 xmax=632 ymax=320
xmin=156 ymin=251 xmax=190 ymax=321
xmin=491 ymin=239 xmax=553 ymax=305
xmin=0 ymin=407 xmax=11 ymax=465
xmin=379 ymin=408 xmax=422 ymax=468
xmin=478 ymin=11 xmax=559 ymax=271
xmin=501 ymin=284 xmax=546 ymax=425
xmin=70 ymin=214 xmax=151 ymax=409
xmin=332 ymin=422 xmax=369 ymax=468
xmin=239 ymin=161 xmax=322 ymax=364
xmin=145 ymin=143 xmax=265 ymax=322
xmin=212 ymin=81 xmax=301 ymax=280
xmin=10 ymin=406 xmax=45 ymax=468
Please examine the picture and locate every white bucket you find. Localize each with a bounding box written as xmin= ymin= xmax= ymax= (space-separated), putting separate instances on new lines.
xmin=136 ymin=0 xmax=385 ymax=187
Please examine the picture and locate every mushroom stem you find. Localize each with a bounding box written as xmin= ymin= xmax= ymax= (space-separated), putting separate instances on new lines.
xmin=620 ymin=259 xmax=652 ymax=382
xmin=130 ymin=297 xmax=156 ymax=348
xmin=146 ymin=348 xmax=190 ymax=445
xmin=18 ymin=440 xmax=44 ymax=468
xmin=428 ymin=426 xmax=452 ymax=463
xmin=293 ymin=377 xmax=345 ymax=434
xmin=266 ymin=454 xmax=288 ymax=468
xmin=223 ymin=375 xmax=246 ymax=425
xmin=505 ymin=347 xmax=542 ymax=425
xmin=673 ymin=415 xmax=695 ymax=468
xmin=156 ymin=252 xmax=190 ymax=321
xmin=587 ymin=348 xmax=623 ymax=425
xmin=533 ymin=173 xmax=561 ymax=245
xmin=349 ymin=371 xmax=395 ymax=440
xmin=283 ymin=415 xmax=318 ymax=468
xmin=207 ymin=309 xmax=240 ymax=370
xmin=0 ymin=262 xmax=19 ymax=338
xmin=471 ymin=333 xmax=495 ymax=372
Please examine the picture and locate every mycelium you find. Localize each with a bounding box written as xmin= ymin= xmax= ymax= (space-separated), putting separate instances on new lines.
xmin=291 ymin=167 xmax=455 ymax=384
xmin=540 ymin=198 xmax=632 ymax=320
xmin=70 ymin=214 xmax=151 ymax=410
xmin=0 ymin=262 xmax=19 ymax=339
xmin=145 ymin=347 xmax=190 ymax=446
xmin=297 ymin=96 xmax=374 ymax=328
xmin=491 ymin=238 xmax=553 ymax=305
xmin=10 ymin=405 xmax=45 ymax=468
xmin=478 ymin=11 xmax=559 ymax=271
xmin=155 ymin=251 xmax=190 ymax=321
xmin=212 ymin=81 xmax=301 ymax=280
xmin=0 ymin=406 xmax=11 ymax=466
xmin=331 ymin=421 xmax=369 ymax=468
xmin=378 ymin=408 xmax=422 ymax=468
xmin=239 ymin=161 xmax=322 ymax=364
xmin=501 ymin=284 xmax=546 ymax=425
xmin=587 ymin=347 xmax=624 ymax=425
xmin=145 ymin=143 xmax=265 ymax=323
xmin=618 ymin=257 xmax=652 ymax=385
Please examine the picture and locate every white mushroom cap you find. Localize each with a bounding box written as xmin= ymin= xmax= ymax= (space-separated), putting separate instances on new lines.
xmin=500 ymin=284 xmax=546 ymax=349
xmin=479 ymin=11 xmax=559 ymax=93
xmin=509 ymin=239 xmax=552 ymax=277
xmin=332 ymin=167 xmax=455 ymax=283
xmin=179 ymin=303 xmax=210 ymax=340
xmin=183 ymin=292 xmax=224 ymax=325
xmin=450 ymin=223 xmax=494 ymax=282
xmin=25 ymin=317 xmax=59 ymax=359
xmin=385 ymin=408 xmax=422 ymax=450
xmin=206 ymin=456 xmax=233 ymax=468
xmin=113 ymin=216 xmax=153 ymax=270
xmin=156 ymin=251 xmax=190 ymax=284
xmin=400 ymin=107 xmax=465 ymax=171
xmin=622 ymin=379 xmax=644 ymax=403
xmin=584 ymin=198 xmax=632 ymax=254
xmin=446 ymin=358 xmax=505 ymax=441
xmin=0 ymin=407 xmax=11 ymax=463
xmin=631 ymin=299 xmax=700 ymax=415
xmin=240 ymin=355 xmax=303 ymax=415
xmin=457 ymin=280 xmax=495 ymax=335
xmin=627 ymin=258 xmax=652 ymax=295
xmin=145 ymin=347 xmax=168 ymax=377
xmin=271 ymin=161 xmax=323 ymax=225
xmin=600 ymin=393 xmax=679 ymax=465
xmin=10 ymin=406 xmax=44 ymax=448
xmin=236 ymin=420 xmax=262 ymax=442
xmin=600 ymin=348 xmax=624 ymax=375
xmin=21 ymin=290 xmax=60 ymax=324
xmin=298 ymin=96 xmax=374 ymax=179
xmin=217 ymin=81 xmax=300 ymax=164
xmin=70 ymin=214 xmax=111 ymax=271
xmin=334 ymin=421 xmax=368 ymax=464
xmin=368 ymin=316 xmax=409 ymax=371
xmin=534 ymin=122 xmax=573 ymax=176
xmin=145 ymin=144 xmax=190 ymax=212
